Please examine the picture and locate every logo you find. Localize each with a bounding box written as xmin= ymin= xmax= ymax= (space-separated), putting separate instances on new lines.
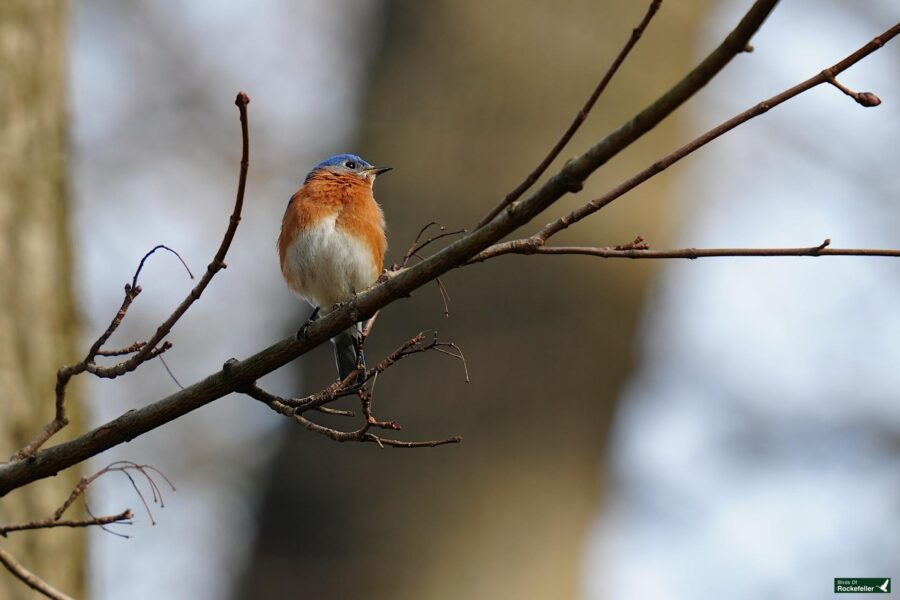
xmin=835 ymin=578 xmax=891 ymax=593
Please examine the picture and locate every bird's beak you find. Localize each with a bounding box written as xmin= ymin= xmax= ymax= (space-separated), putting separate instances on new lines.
xmin=366 ymin=166 xmax=392 ymax=177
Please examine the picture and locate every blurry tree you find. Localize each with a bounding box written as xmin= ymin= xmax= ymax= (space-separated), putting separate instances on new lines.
xmin=238 ymin=1 xmax=710 ymax=598
xmin=0 ymin=1 xmax=84 ymax=597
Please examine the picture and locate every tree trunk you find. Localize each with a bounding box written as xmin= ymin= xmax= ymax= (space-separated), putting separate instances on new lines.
xmin=0 ymin=1 xmax=84 ymax=598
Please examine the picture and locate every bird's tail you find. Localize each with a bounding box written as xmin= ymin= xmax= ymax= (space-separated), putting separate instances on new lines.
xmin=333 ymin=327 xmax=365 ymax=386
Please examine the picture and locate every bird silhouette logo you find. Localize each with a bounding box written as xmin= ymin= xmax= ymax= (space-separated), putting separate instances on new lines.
xmin=878 ymin=579 xmax=890 ymax=593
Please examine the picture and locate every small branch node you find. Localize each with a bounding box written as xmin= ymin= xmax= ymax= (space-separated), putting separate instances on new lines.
xmin=615 ymin=235 xmax=649 ymax=251
xmin=812 ymin=238 xmax=832 ymax=253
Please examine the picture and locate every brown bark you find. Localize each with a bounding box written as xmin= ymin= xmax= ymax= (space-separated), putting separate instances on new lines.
xmin=0 ymin=1 xmax=84 ymax=597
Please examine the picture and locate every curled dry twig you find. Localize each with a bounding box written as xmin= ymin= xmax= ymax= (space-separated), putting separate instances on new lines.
xmin=0 ymin=461 xmax=174 ymax=539
xmin=0 ymin=462 xmax=174 ymax=599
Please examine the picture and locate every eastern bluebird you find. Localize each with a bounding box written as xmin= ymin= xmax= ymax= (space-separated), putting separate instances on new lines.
xmin=278 ymin=153 xmax=390 ymax=383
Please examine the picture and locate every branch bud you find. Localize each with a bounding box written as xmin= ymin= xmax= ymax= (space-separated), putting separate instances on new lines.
xmin=855 ymin=92 xmax=881 ymax=107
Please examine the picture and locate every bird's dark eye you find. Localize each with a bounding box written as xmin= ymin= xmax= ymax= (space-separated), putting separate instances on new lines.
xmin=345 ymin=160 xmax=357 ymax=169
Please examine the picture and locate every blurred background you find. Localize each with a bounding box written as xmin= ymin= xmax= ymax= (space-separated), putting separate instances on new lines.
xmin=1 ymin=0 xmax=898 ymax=598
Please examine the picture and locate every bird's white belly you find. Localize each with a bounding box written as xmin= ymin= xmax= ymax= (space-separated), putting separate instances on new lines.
xmin=283 ymin=214 xmax=376 ymax=310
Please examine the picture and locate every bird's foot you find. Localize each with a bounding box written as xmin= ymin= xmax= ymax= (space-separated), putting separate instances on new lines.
xmin=296 ymin=307 xmax=320 ymax=340
xmin=332 ymin=295 xmax=363 ymax=324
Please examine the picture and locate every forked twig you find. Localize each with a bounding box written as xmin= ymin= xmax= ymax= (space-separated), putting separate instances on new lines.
xmin=240 ymin=330 xmax=467 ymax=447
xmin=0 ymin=461 xmax=174 ymax=599
xmin=11 ymin=92 xmax=251 ymax=460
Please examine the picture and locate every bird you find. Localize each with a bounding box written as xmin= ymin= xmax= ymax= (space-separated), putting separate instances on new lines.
xmin=278 ymin=153 xmax=390 ymax=384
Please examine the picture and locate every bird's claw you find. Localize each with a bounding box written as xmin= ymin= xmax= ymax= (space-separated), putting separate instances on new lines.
xmin=296 ymin=307 xmax=320 ymax=340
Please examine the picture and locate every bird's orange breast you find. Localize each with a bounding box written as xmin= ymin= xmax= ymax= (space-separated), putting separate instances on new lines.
xmin=278 ymin=171 xmax=387 ymax=281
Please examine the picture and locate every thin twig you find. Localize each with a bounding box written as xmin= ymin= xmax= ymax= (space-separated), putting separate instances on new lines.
xmin=253 ymin=389 xmax=461 ymax=448
xmin=9 ymin=93 xmax=251 ymax=461
xmin=825 ymin=73 xmax=882 ymax=107
xmin=403 ymin=221 xmax=439 ymax=265
xmin=85 ymin=342 xmax=173 ymax=377
xmin=95 ymin=341 xmax=147 ymax=357
xmin=130 ymin=244 xmax=194 ymax=290
xmin=35 ymin=461 xmax=175 ymax=531
xmin=77 ymin=92 xmax=251 ymax=381
xmin=475 ymin=0 xmax=664 ymax=229
xmin=435 ymin=278 xmax=451 ymax=318
xmin=431 ymin=340 xmax=470 ymax=383
xmin=400 ymin=249 xmax=454 ymax=318
xmin=363 ymin=434 xmax=462 ymax=448
xmin=0 ymin=546 xmax=74 ymax=600
xmin=481 ymin=240 xmax=900 ymax=260
xmin=0 ymin=510 xmax=133 ymax=536
xmin=313 ymin=406 xmax=356 ymax=417
xmin=401 ymin=224 xmax=462 ymax=318
xmin=403 ymin=225 xmax=468 ymax=265
xmin=240 ymin=330 xmax=465 ymax=446
xmin=157 ymin=354 xmax=184 ymax=389
xmin=267 ymin=332 xmax=437 ymax=412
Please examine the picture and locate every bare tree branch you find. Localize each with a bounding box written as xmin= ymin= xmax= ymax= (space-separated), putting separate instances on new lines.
xmin=0 ymin=511 xmax=133 ymax=537
xmin=11 ymin=3 xmax=900 ymax=501
xmin=0 ymin=546 xmax=74 ymax=600
xmin=95 ymin=341 xmax=147 ymax=357
xmin=471 ymin=22 xmax=900 ymax=263
xmin=472 ymin=238 xmax=900 ymax=261
xmin=475 ymin=0 xmax=664 ymax=228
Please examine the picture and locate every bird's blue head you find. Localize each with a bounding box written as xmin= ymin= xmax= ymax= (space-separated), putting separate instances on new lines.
xmin=305 ymin=153 xmax=392 ymax=183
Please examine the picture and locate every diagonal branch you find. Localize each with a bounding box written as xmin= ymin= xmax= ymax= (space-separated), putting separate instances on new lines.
xmin=0 ymin=0 xmax=830 ymax=497
xmin=475 ymin=0 xmax=664 ymax=229
xmin=0 ymin=546 xmax=73 ymax=600
xmin=471 ymin=22 xmax=900 ymax=263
